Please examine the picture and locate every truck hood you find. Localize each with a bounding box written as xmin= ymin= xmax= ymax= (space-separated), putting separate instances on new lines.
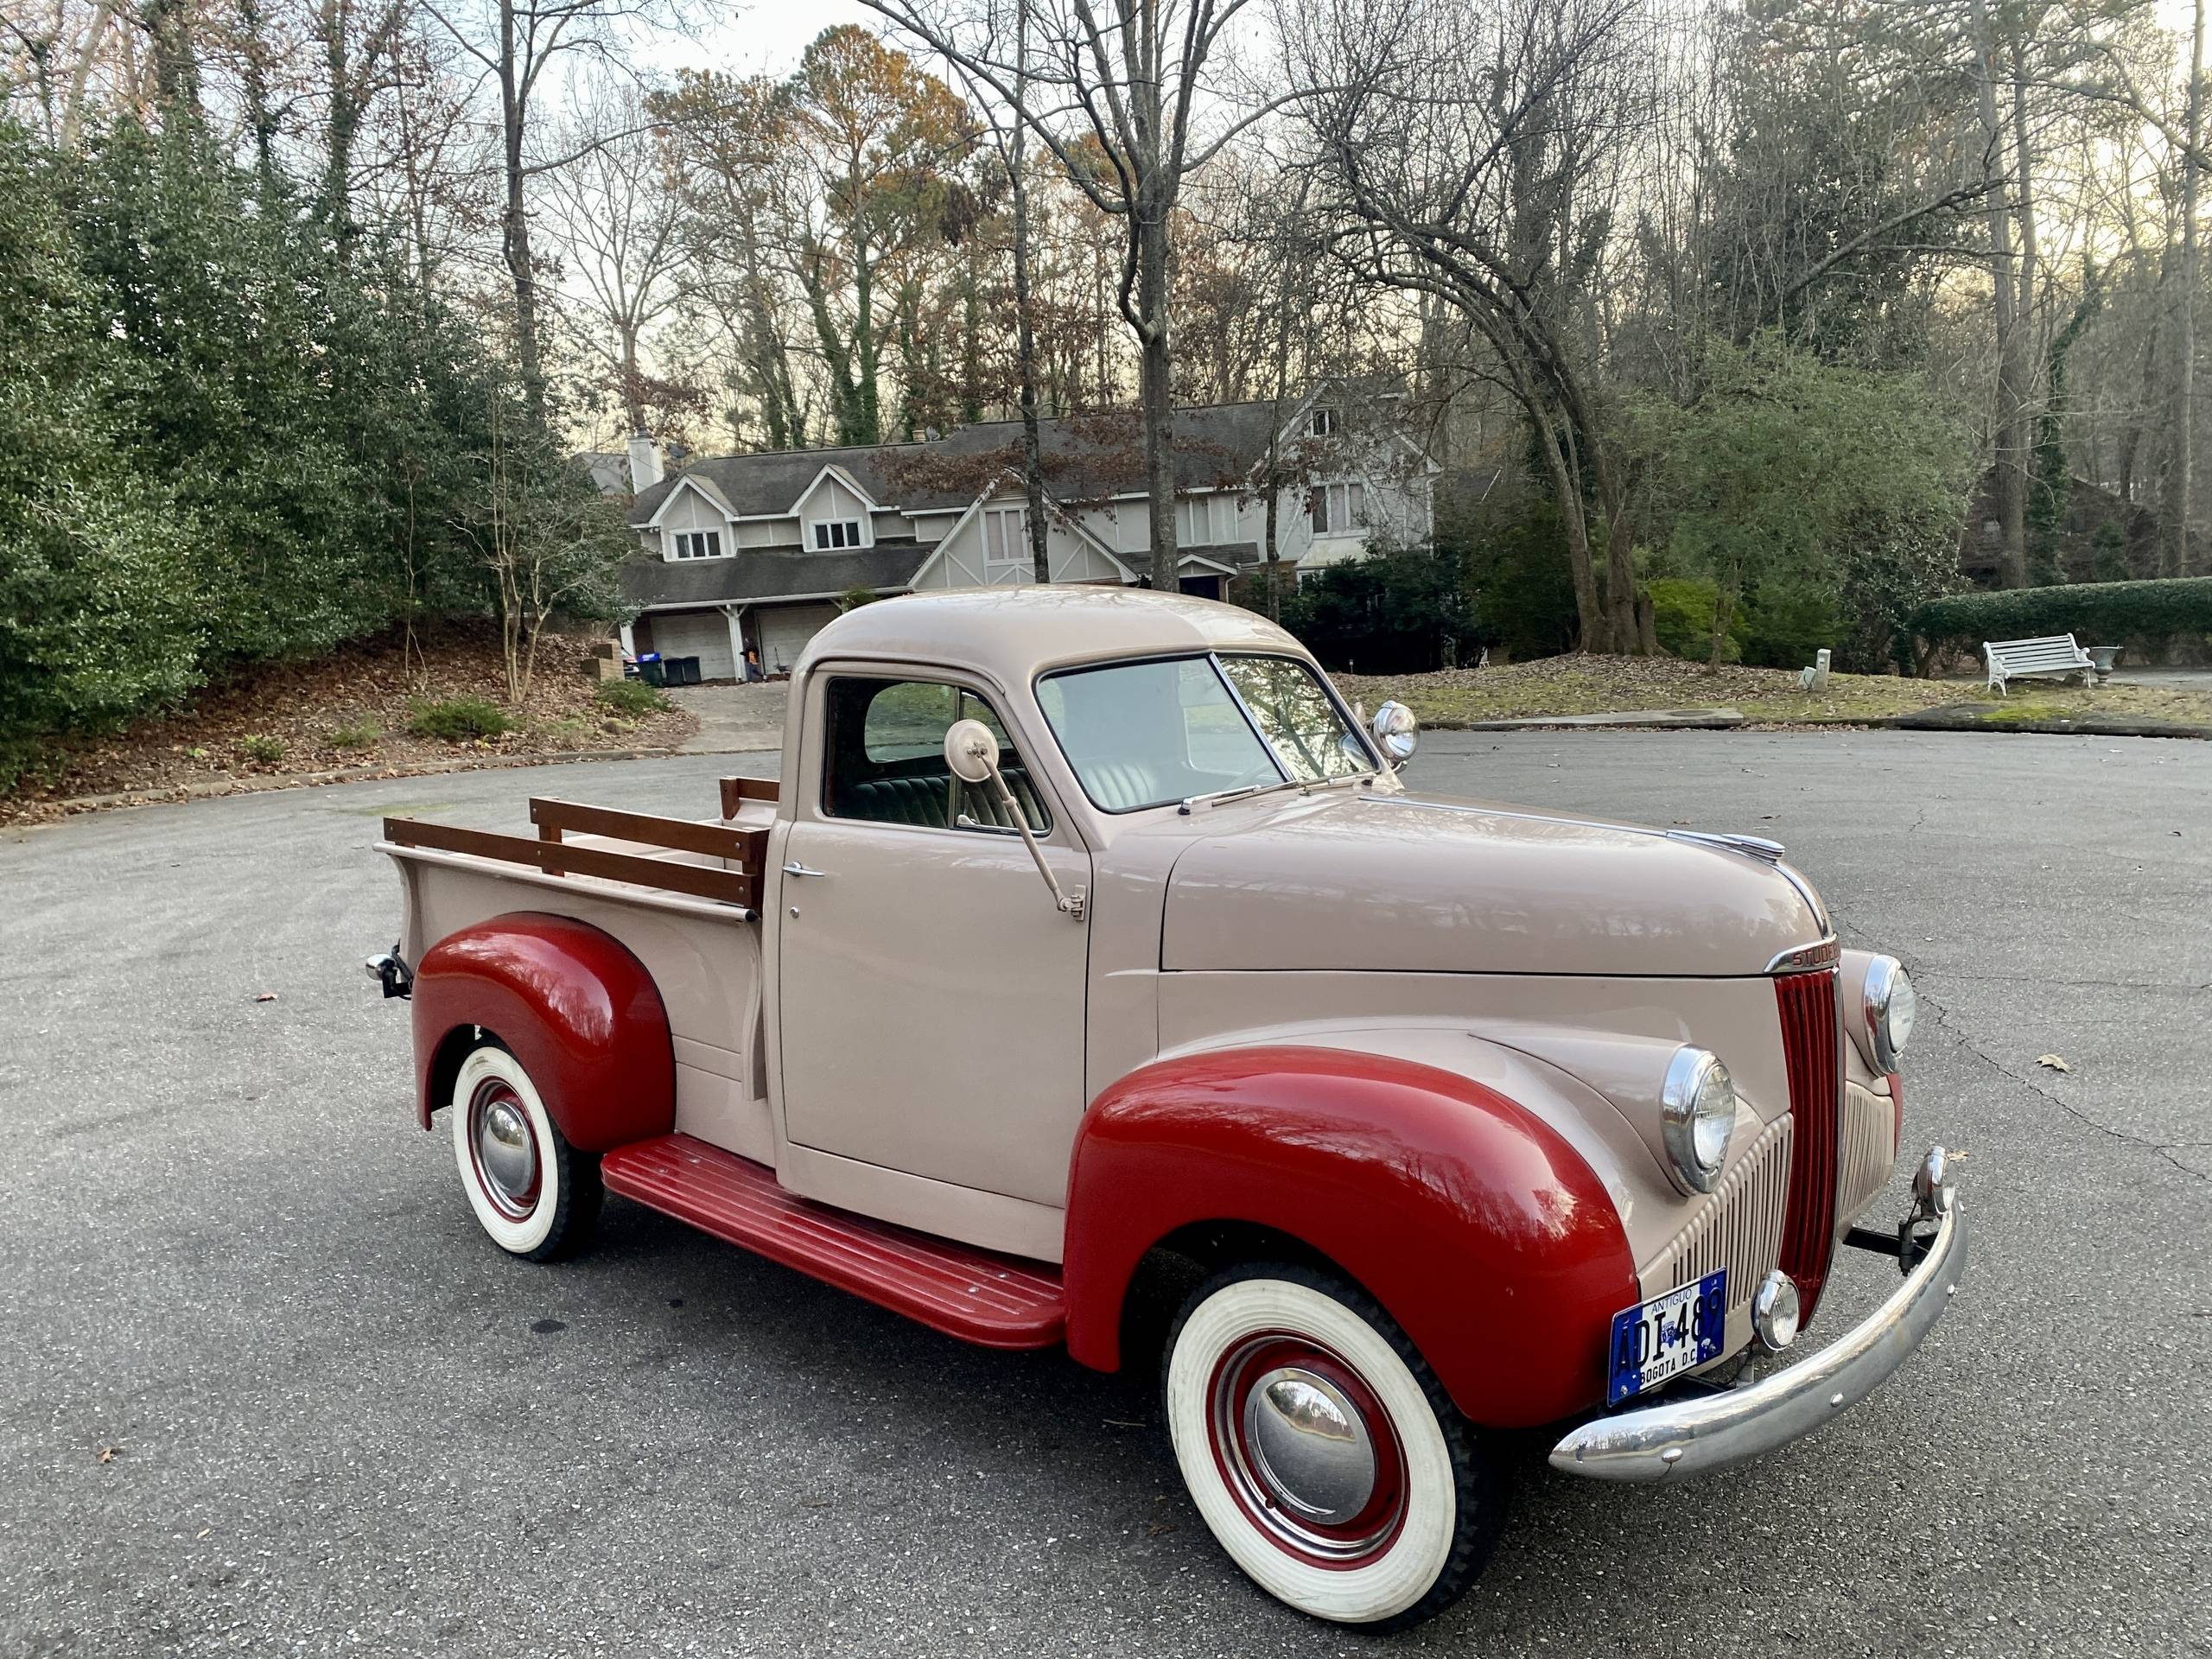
xmin=1160 ymin=788 xmax=1827 ymax=979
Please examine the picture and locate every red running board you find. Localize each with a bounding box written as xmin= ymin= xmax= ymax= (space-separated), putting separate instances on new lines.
xmin=600 ymin=1134 xmax=1066 ymax=1350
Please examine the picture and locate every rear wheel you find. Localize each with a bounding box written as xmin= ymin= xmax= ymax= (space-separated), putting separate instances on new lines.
xmin=448 ymin=1041 xmax=601 ymax=1261
xmin=1160 ymin=1263 xmax=1503 ymax=1630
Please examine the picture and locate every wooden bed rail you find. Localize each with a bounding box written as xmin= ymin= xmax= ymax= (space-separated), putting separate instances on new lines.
xmin=384 ymin=796 xmax=766 ymax=911
xmin=719 ymin=774 xmax=779 ymax=818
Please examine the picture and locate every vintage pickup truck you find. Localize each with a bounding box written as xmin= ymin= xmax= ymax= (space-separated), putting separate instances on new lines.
xmin=367 ymin=588 xmax=1964 ymax=1630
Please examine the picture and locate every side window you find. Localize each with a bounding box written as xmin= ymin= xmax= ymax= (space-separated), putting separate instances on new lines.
xmin=822 ymin=677 xmax=1049 ymax=834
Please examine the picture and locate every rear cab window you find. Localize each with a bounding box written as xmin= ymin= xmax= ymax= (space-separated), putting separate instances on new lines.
xmin=821 ymin=676 xmax=1048 ymax=834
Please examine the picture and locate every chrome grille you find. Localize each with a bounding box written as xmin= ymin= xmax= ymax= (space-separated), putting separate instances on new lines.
xmin=1836 ymin=1082 xmax=1897 ymax=1224
xmin=1650 ymin=1111 xmax=1793 ymax=1313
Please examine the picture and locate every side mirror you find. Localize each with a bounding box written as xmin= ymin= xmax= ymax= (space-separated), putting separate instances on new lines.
xmin=941 ymin=717 xmax=1084 ymax=922
xmin=1371 ymin=699 xmax=1419 ymax=764
xmin=944 ymin=717 xmax=1001 ymax=784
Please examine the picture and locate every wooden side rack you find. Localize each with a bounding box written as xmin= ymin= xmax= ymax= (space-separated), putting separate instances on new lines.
xmin=384 ymin=794 xmax=767 ymax=911
xmin=719 ymin=774 xmax=779 ymax=818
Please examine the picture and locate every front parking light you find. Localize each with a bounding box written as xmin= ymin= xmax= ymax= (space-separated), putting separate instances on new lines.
xmin=1751 ymin=1270 xmax=1801 ymax=1352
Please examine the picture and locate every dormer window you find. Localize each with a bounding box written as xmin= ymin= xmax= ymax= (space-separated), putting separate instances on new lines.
xmin=1308 ymin=406 xmax=1339 ymax=437
xmin=814 ymin=519 xmax=864 ymax=550
xmin=671 ymin=531 xmax=723 ymax=560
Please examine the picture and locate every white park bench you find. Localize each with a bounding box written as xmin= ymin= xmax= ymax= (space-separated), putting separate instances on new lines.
xmin=1983 ymin=633 xmax=2094 ymax=695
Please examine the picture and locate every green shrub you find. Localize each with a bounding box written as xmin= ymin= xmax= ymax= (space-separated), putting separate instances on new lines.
xmin=239 ymin=733 xmax=286 ymax=765
xmin=1739 ymin=581 xmax=1840 ymax=670
xmin=1911 ymin=577 xmax=2212 ymax=652
xmin=594 ymin=679 xmax=668 ymax=716
xmin=408 ymin=696 xmax=512 ymax=741
xmin=1649 ymin=577 xmax=1741 ymax=661
xmin=327 ymin=719 xmax=380 ymax=751
xmin=1276 ymin=543 xmax=1478 ymax=673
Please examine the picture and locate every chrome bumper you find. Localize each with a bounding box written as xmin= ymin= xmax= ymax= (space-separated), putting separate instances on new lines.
xmin=1549 ymin=1147 xmax=1966 ymax=1482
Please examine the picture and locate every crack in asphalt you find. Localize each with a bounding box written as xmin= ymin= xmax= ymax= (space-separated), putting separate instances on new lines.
xmin=1920 ymin=985 xmax=2209 ymax=1185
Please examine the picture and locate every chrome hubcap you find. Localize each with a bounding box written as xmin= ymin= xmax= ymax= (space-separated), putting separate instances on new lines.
xmin=1209 ymin=1334 xmax=1405 ymax=1563
xmin=472 ymin=1087 xmax=537 ymax=1214
xmin=1243 ymin=1368 xmax=1376 ymax=1524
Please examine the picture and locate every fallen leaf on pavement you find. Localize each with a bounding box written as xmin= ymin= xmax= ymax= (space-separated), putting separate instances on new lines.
xmin=254 ymin=993 xmax=276 ymax=1002
xmin=97 ymin=1446 xmax=120 ymax=1463
xmin=2035 ymin=1054 xmax=2070 ymax=1073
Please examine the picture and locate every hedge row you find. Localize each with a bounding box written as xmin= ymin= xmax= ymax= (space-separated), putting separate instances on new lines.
xmin=1912 ymin=577 xmax=2212 ymax=646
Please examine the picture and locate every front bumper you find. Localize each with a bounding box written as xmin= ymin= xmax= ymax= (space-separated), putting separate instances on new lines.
xmin=1549 ymin=1146 xmax=1966 ymax=1482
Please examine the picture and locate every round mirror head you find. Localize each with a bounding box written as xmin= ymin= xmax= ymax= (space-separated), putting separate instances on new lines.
xmin=1371 ymin=699 xmax=1419 ymax=763
xmin=944 ymin=717 xmax=1001 ymax=784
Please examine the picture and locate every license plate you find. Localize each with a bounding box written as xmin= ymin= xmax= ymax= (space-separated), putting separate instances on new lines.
xmin=1606 ymin=1270 xmax=1727 ymax=1406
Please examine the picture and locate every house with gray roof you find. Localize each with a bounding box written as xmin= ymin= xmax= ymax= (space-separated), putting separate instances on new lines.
xmin=620 ymin=387 xmax=1435 ymax=678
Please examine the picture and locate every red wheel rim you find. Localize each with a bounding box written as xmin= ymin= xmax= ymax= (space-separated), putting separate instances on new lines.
xmin=1205 ymin=1332 xmax=1408 ymax=1569
xmin=466 ymin=1077 xmax=542 ymax=1220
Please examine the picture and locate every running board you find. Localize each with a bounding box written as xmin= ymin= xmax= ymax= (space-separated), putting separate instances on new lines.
xmin=599 ymin=1135 xmax=1065 ymax=1350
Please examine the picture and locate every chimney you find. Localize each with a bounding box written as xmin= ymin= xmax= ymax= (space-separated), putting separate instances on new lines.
xmin=626 ymin=431 xmax=664 ymax=494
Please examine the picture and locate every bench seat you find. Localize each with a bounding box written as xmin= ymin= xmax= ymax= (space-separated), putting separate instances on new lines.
xmin=1984 ymin=633 xmax=2094 ymax=695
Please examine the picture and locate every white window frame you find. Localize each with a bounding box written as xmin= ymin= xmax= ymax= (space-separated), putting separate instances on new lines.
xmin=984 ymin=505 xmax=1032 ymax=584
xmin=812 ymin=518 xmax=864 ymax=550
xmin=671 ymin=530 xmax=726 ymax=561
xmin=1307 ymin=482 xmax=1365 ymax=537
xmin=1309 ymin=406 xmax=1339 ymax=437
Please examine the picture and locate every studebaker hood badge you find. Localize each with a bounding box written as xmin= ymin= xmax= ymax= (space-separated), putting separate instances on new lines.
xmin=1160 ymin=791 xmax=1827 ymax=979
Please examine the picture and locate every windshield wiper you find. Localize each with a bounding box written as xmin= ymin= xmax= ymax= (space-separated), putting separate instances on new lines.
xmin=1178 ymin=768 xmax=1374 ymax=814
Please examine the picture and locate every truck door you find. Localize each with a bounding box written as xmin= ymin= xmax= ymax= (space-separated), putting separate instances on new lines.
xmin=774 ymin=671 xmax=1090 ymax=1210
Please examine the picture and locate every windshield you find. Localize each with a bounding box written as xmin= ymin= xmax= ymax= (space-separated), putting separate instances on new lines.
xmin=1038 ymin=652 xmax=1374 ymax=813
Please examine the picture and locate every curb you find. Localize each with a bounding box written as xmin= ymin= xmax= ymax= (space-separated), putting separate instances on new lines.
xmin=1433 ymin=709 xmax=1744 ymax=732
xmin=11 ymin=745 xmax=700 ymax=822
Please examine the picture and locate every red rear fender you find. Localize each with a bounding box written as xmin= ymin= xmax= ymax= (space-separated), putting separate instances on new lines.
xmin=1061 ymin=1045 xmax=1637 ymax=1428
xmin=410 ymin=912 xmax=675 ymax=1154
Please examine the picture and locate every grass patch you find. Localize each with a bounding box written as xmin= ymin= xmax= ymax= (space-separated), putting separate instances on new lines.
xmin=594 ymin=679 xmax=669 ymax=717
xmin=408 ymin=696 xmax=512 ymax=741
xmin=238 ymin=733 xmax=287 ymax=765
xmin=327 ymin=719 xmax=381 ymax=751
xmin=1337 ymin=656 xmax=2212 ymax=729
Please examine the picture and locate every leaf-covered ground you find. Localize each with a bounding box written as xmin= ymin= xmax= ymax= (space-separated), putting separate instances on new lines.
xmin=3 ymin=623 xmax=696 ymax=821
xmin=1337 ymin=655 xmax=2212 ymax=728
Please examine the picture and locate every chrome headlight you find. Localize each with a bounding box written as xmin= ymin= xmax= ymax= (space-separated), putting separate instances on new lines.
xmin=1864 ymin=956 xmax=1916 ymax=1071
xmin=1661 ymin=1046 xmax=1737 ymax=1194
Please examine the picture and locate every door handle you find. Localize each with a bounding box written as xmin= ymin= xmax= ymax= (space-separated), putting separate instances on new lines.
xmin=782 ymin=861 xmax=830 ymax=878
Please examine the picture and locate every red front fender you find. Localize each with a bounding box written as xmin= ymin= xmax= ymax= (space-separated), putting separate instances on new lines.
xmin=410 ymin=912 xmax=675 ymax=1154
xmin=1061 ymin=1046 xmax=1638 ymax=1428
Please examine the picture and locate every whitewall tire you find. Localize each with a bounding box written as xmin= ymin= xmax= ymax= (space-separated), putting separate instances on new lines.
xmin=448 ymin=1041 xmax=601 ymax=1262
xmin=1161 ymin=1264 xmax=1502 ymax=1630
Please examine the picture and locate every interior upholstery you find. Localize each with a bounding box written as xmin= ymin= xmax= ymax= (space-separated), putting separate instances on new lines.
xmin=837 ymin=766 xmax=1047 ymax=832
xmin=1079 ymin=760 xmax=1167 ymax=812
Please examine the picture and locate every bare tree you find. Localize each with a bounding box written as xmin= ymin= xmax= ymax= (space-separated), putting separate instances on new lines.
xmin=417 ymin=0 xmax=664 ymax=423
xmin=1291 ymin=0 xmax=1654 ymax=652
xmin=542 ymin=78 xmax=684 ymax=436
xmin=862 ymin=0 xmax=1291 ymax=586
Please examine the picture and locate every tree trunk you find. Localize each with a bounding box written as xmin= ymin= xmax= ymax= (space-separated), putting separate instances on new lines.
xmin=1136 ymin=210 xmax=1176 ymax=588
xmin=1975 ymin=3 xmax=2029 ymax=588
xmin=498 ymin=0 xmax=545 ymax=424
xmin=2178 ymin=0 xmax=2203 ymax=575
xmin=1009 ymin=73 xmax=1052 ymax=587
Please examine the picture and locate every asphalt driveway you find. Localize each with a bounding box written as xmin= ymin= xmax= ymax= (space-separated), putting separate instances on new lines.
xmin=1 ymin=731 xmax=2205 ymax=1657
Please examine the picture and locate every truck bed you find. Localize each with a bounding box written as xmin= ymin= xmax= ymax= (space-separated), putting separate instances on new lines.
xmin=379 ymin=779 xmax=780 ymax=1165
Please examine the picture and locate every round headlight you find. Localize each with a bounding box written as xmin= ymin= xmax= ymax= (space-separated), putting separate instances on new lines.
xmin=1661 ymin=1046 xmax=1737 ymax=1194
xmin=1866 ymin=957 xmax=1916 ymax=1071
xmin=1752 ymin=1270 xmax=1801 ymax=1352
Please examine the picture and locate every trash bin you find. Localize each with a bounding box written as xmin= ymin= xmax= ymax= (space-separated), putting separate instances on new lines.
xmin=674 ymin=656 xmax=702 ymax=686
xmin=639 ymin=658 xmax=666 ymax=688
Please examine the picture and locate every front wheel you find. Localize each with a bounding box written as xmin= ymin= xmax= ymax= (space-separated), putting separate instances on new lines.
xmin=448 ymin=1040 xmax=601 ymax=1261
xmin=1161 ymin=1263 xmax=1504 ymax=1630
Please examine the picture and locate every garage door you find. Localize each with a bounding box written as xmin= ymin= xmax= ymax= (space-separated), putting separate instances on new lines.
xmin=646 ymin=609 xmax=737 ymax=682
xmin=756 ymin=603 xmax=841 ymax=676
